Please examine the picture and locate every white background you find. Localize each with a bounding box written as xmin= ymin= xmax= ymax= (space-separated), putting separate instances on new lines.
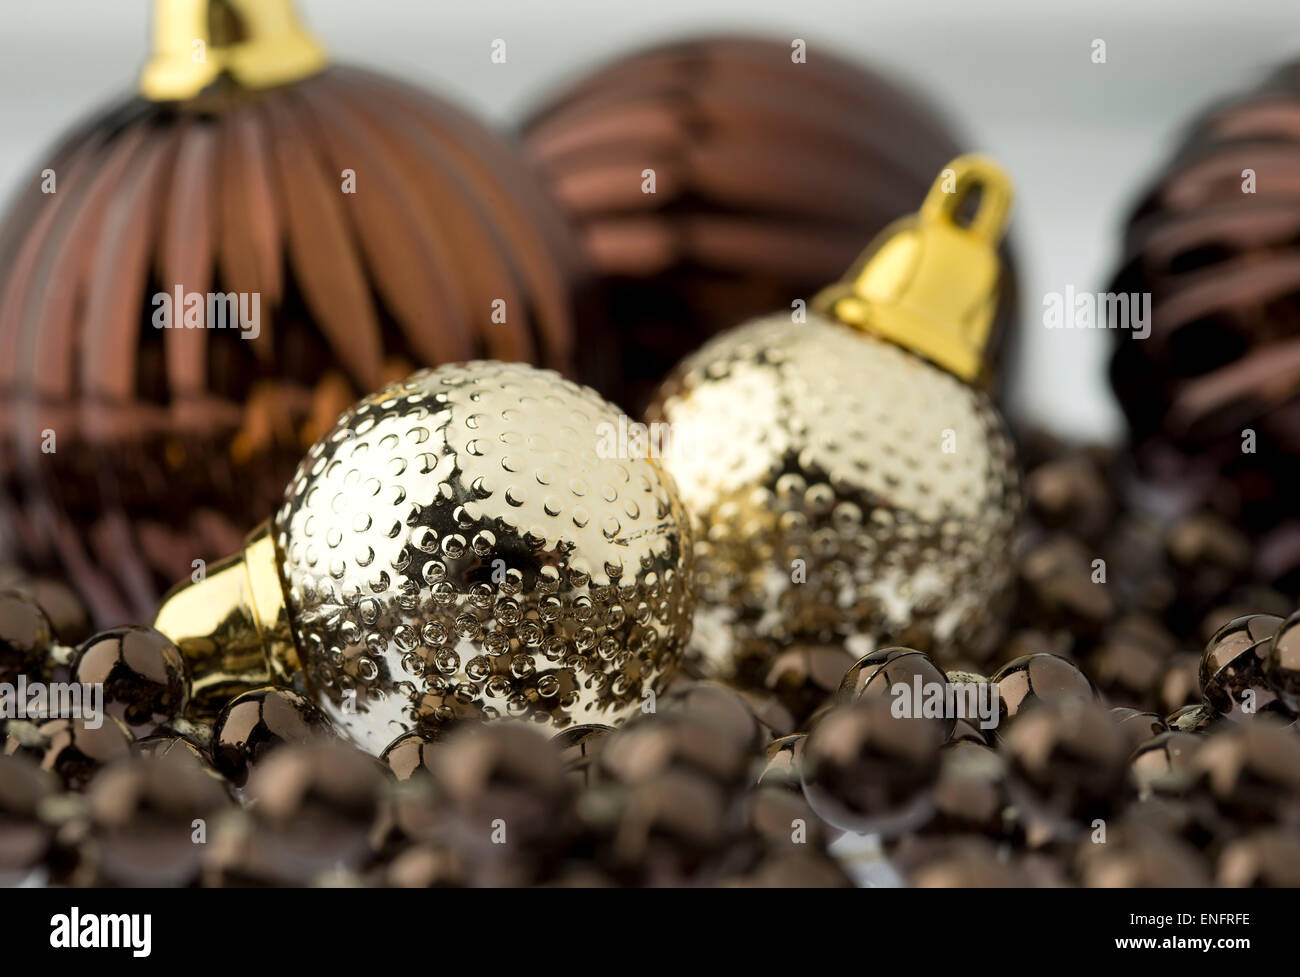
xmin=3 ymin=0 xmax=1300 ymax=441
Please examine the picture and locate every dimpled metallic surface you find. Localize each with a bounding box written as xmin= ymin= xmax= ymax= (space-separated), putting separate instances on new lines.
xmin=273 ymin=362 xmax=695 ymax=755
xmin=647 ymin=313 xmax=1018 ymax=674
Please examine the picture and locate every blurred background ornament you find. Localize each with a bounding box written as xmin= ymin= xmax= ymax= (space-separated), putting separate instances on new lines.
xmin=1109 ymin=59 xmax=1300 ymax=589
xmin=647 ymin=155 xmax=1020 ymax=679
xmin=522 ymin=35 xmax=1019 ymax=412
xmin=152 ymin=362 xmax=696 ymax=756
xmin=0 ymin=0 xmax=590 ymax=625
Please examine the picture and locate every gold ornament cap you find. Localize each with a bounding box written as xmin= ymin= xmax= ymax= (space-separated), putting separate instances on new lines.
xmin=812 ymin=154 xmax=1013 ymax=383
xmin=140 ymin=0 xmax=328 ymax=101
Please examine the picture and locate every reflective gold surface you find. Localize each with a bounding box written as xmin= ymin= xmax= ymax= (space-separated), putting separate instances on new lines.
xmin=647 ymin=158 xmax=1020 ymax=673
xmin=269 ymin=363 xmax=695 ymax=754
xmin=140 ymin=0 xmax=328 ymax=101
xmin=812 ymin=155 xmax=1012 ymax=383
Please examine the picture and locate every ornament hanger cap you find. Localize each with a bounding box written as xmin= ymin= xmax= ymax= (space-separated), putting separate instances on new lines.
xmin=140 ymin=0 xmax=328 ymax=102
xmin=812 ymin=154 xmax=1014 ymax=382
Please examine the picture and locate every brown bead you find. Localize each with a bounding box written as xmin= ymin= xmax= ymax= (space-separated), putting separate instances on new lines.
xmin=764 ymin=644 xmax=857 ymax=726
xmin=0 ymin=754 xmax=57 ymax=885
xmin=552 ymin=724 xmax=611 ymax=788
xmin=800 ymin=697 xmax=945 ymax=835
xmin=1018 ymin=536 xmax=1116 ymax=629
xmin=600 ymin=712 xmax=753 ymax=788
xmin=211 ymin=686 xmax=331 ymax=786
xmin=385 ymin=842 xmax=468 ymax=888
xmin=1130 ymin=731 xmax=1203 ymax=796
xmin=1200 ymin=614 xmax=1292 ymax=721
xmin=244 ymin=742 xmax=388 ymax=883
xmin=1166 ymin=703 xmax=1223 ymax=734
xmin=380 ymin=730 xmax=442 ymax=782
xmin=1111 ymin=707 xmax=1168 ymax=753
xmin=0 ymin=590 xmax=54 ymax=686
xmin=661 ymin=681 xmax=766 ymax=755
xmin=922 ymin=741 xmax=1010 ymax=838
xmin=1158 ymin=653 xmax=1203 ymax=714
xmin=747 ymin=785 xmax=832 ymax=851
xmin=72 ymin=626 xmax=189 ymax=734
xmin=1218 ymin=829 xmax=1300 ymax=887
xmin=88 ymin=752 xmax=231 ymax=886
xmin=1264 ymin=610 xmax=1300 ymax=712
xmin=1002 ymin=698 xmax=1129 ymax=829
xmin=1089 ymin=638 xmax=1167 ymax=707
xmin=756 ymin=734 xmax=806 ymax=791
xmin=1025 ymin=454 xmax=1113 ymax=539
xmin=837 ymin=647 xmax=955 ymax=741
xmin=1074 ymin=821 xmax=1212 ymax=888
xmin=601 ymin=769 xmax=733 ymax=882
xmin=6 ymin=715 xmax=133 ymax=790
xmin=720 ymin=849 xmax=853 ymax=888
xmin=1192 ymin=720 xmax=1300 ymax=826
xmin=992 ymin=652 xmax=1096 ymax=728
xmin=905 ymin=837 xmax=1030 ymax=887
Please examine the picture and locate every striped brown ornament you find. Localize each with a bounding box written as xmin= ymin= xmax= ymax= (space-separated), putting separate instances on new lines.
xmin=522 ymin=35 xmax=1018 ymax=411
xmin=0 ymin=2 xmax=589 ymax=625
xmin=1109 ymin=60 xmax=1300 ymax=584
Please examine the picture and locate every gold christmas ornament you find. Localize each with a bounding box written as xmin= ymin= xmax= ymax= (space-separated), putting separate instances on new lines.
xmin=646 ymin=156 xmax=1020 ymax=679
xmin=153 ymin=362 xmax=696 ymax=755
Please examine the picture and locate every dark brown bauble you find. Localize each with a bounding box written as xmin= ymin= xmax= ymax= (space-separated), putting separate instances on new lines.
xmin=991 ymin=652 xmax=1096 ymax=728
xmin=1129 ymin=731 xmax=1203 ymax=796
xmin=521 ymin=35 xmax=1018 ymax=411
xmin=210 ymin=685 xmax=330 ymax=786
xmin=1001 ymin=698 xmax=1130 ymax=830
xmin=0 ymin=590 xmax=53 ymax=686
xmin=72 ymin=626 xmax=189 ymax=733
xmin=800 ymin=697 xmax=946 ymax=835
xmin=0 ymin=569 xmax=91 ymax=645
xmin=1108 ymin=60 xmax=1300 ymax=585
xmin=5 ymin=715 xmax=134 ymax=790
xmin=1111 ymin=707 xmax=1168 ymax=753
xmin=0 ymin=754 xmax=57 ymax=885
xmin=919 ymin=741 xmax=1010 ymax=839
xmin=762 ymin=643 xmax=857 ymax=729
xmin=87 ymin=752 xmax=232 ymax=887
xmin=1200 ymin=613 xmax=1293 ymax=721
xmin=1264 ymin=609 xmax=1300 ymax=711
xmin=0 ymin=1 xmax=589 ymax=627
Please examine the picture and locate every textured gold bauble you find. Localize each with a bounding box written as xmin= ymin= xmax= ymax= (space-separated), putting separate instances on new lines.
xmin=274 ymin=363 xmax=696 ymax=752
xmin=646 ymin=312 xmax=1018 ymax=675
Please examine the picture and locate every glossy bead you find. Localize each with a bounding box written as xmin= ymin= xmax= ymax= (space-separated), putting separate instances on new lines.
xmin=661 ymin=681 xmax=766 ymax=755
xmin=6 ymin=715 xmax=133 ymax=790
xmin=922 ymin=741 xmax=1009 ymax=838
xmin=1111 ymin=707 xmax=1167 ymax=753
xmin=552 ymin=724 xmax=610 ymax=789
xmin=72 ymin=626 xmax=189 ymax=733
xmin=1074 ymin=821 xmax=1211 ymax=887
xmin=838 ymin=647 xmax=955 ymax=741
xmin=1264 ymin=610 xmax=1300 ymax=713
xmin=763 ymin=644 xmax=857 ymax=727
xmin=992 ymin=652 xmax=1095 ymax=727
xmin=1192 ymin=720 xmax=1300 ymax=826
xmin=800 ymin=697 xmax=945 ymax=835
xmin=757 ymin=734 xmax=806 ymax=791
xmin=88 ymin=752 xmax=232 ymax=886
xmin=1002 ymin=698 xmax=1128 ymax=829
xmin=211 ymin=686 xmax=331 ymax=786
xmin=1218 ymin=829 xmax=1300 ymax=887
xmin=380 ymin=730 xmax=442 ymax=782
xmin=0 ymin=590 xmax=54 ymax=686
xmin=0 ymin=754 xmax=57 ymax=885
xmin=1166 ymin=703 xmax=1223 ymax=734
xmin=1129 ymin=731 xmax=1202 ymax=796
xmin=1200 ymin=614 xmax=1291 ymax=721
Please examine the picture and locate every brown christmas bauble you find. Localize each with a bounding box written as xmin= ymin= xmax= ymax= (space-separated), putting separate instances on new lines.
xmin=522 ymin=35 xmax=1017 ymax=411
xmin=0 ymin=0 xmax=589 ymax=625
xmin=1109 ymin=59 xmax=1300 ymax=584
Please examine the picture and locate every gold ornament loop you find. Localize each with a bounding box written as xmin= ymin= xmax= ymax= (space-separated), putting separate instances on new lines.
xmin=140 ymin=0 xmax=328 ymax=102
xmin=812 ymin=154 xmax=1014 ymax=383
